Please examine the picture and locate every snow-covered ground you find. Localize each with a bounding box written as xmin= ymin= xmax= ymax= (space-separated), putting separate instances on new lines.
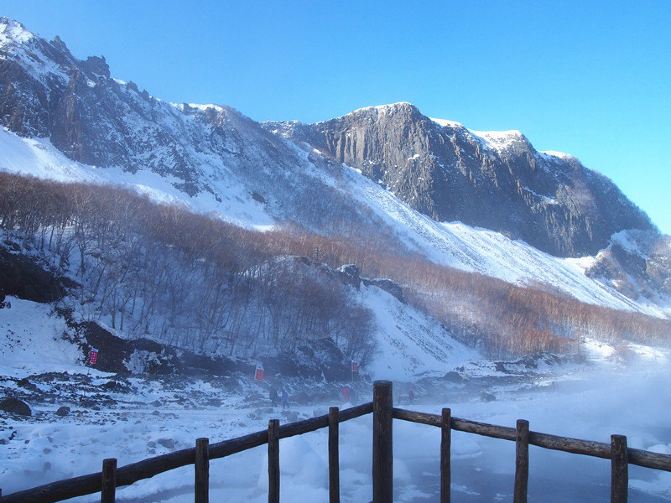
xmin=1 ymin=354 xmax=670 ymax=501
xmin=0 ymin=297 xmax=82 ymax=378
xmin=2 ymin=296 xmax=670 ymax=502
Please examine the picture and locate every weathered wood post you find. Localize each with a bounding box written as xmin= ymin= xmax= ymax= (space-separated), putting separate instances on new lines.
xmin=268 ymin=419 xmax=280 ymax=503
xmin=514 ymin=419 xmax=529 ymax=503
xmin=440 ymin=408 xmax=451 ymax=503
xmin=611 ymin=434 xmax=628 ymax=503
xmin=329 ymin=406 xmax=341 ymax=503
xmin=373 ymin=380 xmax=393 ymax=503
xmin=101 ymin=458 xmax=116 ymax=503
xmin=195 ymin=438 xmax=209 ymax=503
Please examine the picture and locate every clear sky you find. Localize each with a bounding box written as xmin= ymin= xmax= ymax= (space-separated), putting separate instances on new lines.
xmin=2 ymin=0 xmax=670 ymax=234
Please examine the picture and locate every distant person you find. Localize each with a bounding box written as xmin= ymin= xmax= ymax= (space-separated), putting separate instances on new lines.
xmin=281 ymin=388 xmax=289 ymax=409
xmin=341 ymin=385 xmax=351 ymax=403
xmin=270 ymin=385 xmax=279 ymax=407
xmin=0 ymin=290 xmax=6 ymax=309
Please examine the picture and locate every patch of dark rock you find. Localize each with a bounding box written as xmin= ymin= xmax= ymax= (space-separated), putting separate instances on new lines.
xmin=0 ymin=246 xmax=74 ymax=302
xmin=442 ymin=371 xmax=466 ymax=383
xmin=55 ymin=406 xmax=70 ymax=416
xmin=362 ymin=277 xmax=404 ymax=303
xmin=0 ymin=397 xmax=32 ymax=416
xmin=251 ymin=191 xmax=266 ymax=204
xmin=102 ymin=380 xmax=133 ymax=393
xmin=17 ymin=378 xmax=39 ymax=392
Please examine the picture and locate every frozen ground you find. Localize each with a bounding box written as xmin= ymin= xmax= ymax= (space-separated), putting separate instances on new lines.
xmin=1 ymin=296 xmax=671 ymax=501
xmin=2 ymin=348 xmax=670 ymax=502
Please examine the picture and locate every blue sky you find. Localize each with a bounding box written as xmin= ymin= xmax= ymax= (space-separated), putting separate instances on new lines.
xmin=3 ymin=0 xmax=670 ymax=233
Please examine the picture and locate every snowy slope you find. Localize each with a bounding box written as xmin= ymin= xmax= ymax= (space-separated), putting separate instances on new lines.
xmin=301 ymin=147 xmax=665 ymax=316
xmin=1 ymin=123 xmax=665 ymax=318
xmin=358 ymin=285 xmax=478 ymax=380
xmin=0 ymin=297 xmax=82 ymax=376
xmin=0 ymin=126 xmax=274 ymax=229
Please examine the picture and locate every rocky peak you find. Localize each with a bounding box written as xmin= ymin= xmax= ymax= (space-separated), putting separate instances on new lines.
xmin=81 ymin=55 xmax=110 ymax=78
xmin=0 ymin=18 xmax=34 ymax=48
xmin=267 ymin=103 xmax=653 ymax=257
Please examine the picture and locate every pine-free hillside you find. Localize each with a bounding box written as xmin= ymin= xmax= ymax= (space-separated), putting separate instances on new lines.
xmin=1 ymin=172 xmax=669 ymax=360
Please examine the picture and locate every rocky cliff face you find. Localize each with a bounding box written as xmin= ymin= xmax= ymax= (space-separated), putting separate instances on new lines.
xmin=0 ymin=18 xmax=390 ymax=236
xmin=586 ymin=230 xmax=671 ymax=304
xmin=0 ymin=17 xmax=290 ymax=194
xmin=267 ymin=103 xmax=654 ymax=257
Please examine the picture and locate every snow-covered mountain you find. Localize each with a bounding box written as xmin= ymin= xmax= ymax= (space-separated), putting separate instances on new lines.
xmin=0 ymin=16 xmax=669 ymax=330
xmin=266 ymin=102 xmax=653 ymax=257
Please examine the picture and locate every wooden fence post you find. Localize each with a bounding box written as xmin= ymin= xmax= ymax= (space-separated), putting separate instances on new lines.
xmin=195 ymin=438 xmax=209 ymax=503
xmin=440 ymin=408 xmax=451 ymax=503
xmin=329 ymin=406 xmax=340 ymax=503
xmin=373 ymin=380 xmax=393 ymax=503
xmin=268 ymin=419 xmax=280 ymax=503
xmin=514 ymin=419 xmax=529 ymax=503
xmin=611 ymin=434 xmax=628 ymax=503
xmin=101 ymin=458 xmax=116 ymax=503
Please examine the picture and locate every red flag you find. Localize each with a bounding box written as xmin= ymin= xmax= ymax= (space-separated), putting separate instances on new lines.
xmin=254 ymin=364 xmax=265 ymax=381
xmin=88 ymin=349 xmax=98 ymax=366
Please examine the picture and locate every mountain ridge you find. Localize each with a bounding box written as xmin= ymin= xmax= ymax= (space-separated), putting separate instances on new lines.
xmin=265 ymin=101 xmax=654 ymax=257
xmin=0 ymin=17 xmax=668 ymax=317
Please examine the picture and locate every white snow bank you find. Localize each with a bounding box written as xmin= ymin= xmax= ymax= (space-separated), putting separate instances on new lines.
xmin=359 ymin=285 xmax=478 ymax=380
xmin=0 ymin=297 xmax=82 ymax=376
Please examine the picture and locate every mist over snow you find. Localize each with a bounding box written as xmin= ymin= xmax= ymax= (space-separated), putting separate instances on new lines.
xmin=2 ymin=346 xmax=671 ymax=501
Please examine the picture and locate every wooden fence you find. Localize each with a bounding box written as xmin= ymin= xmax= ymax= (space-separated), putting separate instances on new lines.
xmin=2 ymin=380 xmax=671 ymax=502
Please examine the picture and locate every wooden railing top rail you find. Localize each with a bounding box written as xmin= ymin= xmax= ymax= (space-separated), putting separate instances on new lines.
xmin=0 ymin=402 xmax=373 ymax=503
xmin=393 ymin=407 xmax=671 ymax=472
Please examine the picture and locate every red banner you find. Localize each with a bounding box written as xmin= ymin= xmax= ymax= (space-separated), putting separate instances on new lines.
xmin=254 ymin=365 xmax=265 ymax=381
xmin=351 ymin=361 xmax=359 ymax=374
xmin=88 ymin=349 xmax=98 ymax=365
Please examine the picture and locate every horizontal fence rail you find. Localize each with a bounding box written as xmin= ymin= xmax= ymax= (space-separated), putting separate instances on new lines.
xmin=2 ymin=382 xmax=671 ymax=503
xmin=392 ymin=407 xmax=671 ymax=472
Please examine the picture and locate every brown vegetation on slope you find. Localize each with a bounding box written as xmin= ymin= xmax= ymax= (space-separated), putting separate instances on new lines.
xmin=0 ymin=172 xmax=668 ymax=358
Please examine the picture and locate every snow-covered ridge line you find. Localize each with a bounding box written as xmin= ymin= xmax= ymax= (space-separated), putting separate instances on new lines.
xmin=430 ymin=115 xmax=532 ymax=153
xmin=0 ymin=18 xmax=34 ymax=48
xmin=350 ymin=101 xmax=414 ymax=114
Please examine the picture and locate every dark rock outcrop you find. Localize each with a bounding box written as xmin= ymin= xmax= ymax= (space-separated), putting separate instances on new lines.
xmin=586 ymin=230 xmax=671 ymax=301
xmin=55 ymin=406 xmax=70 ymax=416
xmin=268 ymin=103 xmax=654 ymax=257
xmin=0 ymin=396 xmax=32 ymax=416
xmin=0 ymin=246 xmax=73 ymax=302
